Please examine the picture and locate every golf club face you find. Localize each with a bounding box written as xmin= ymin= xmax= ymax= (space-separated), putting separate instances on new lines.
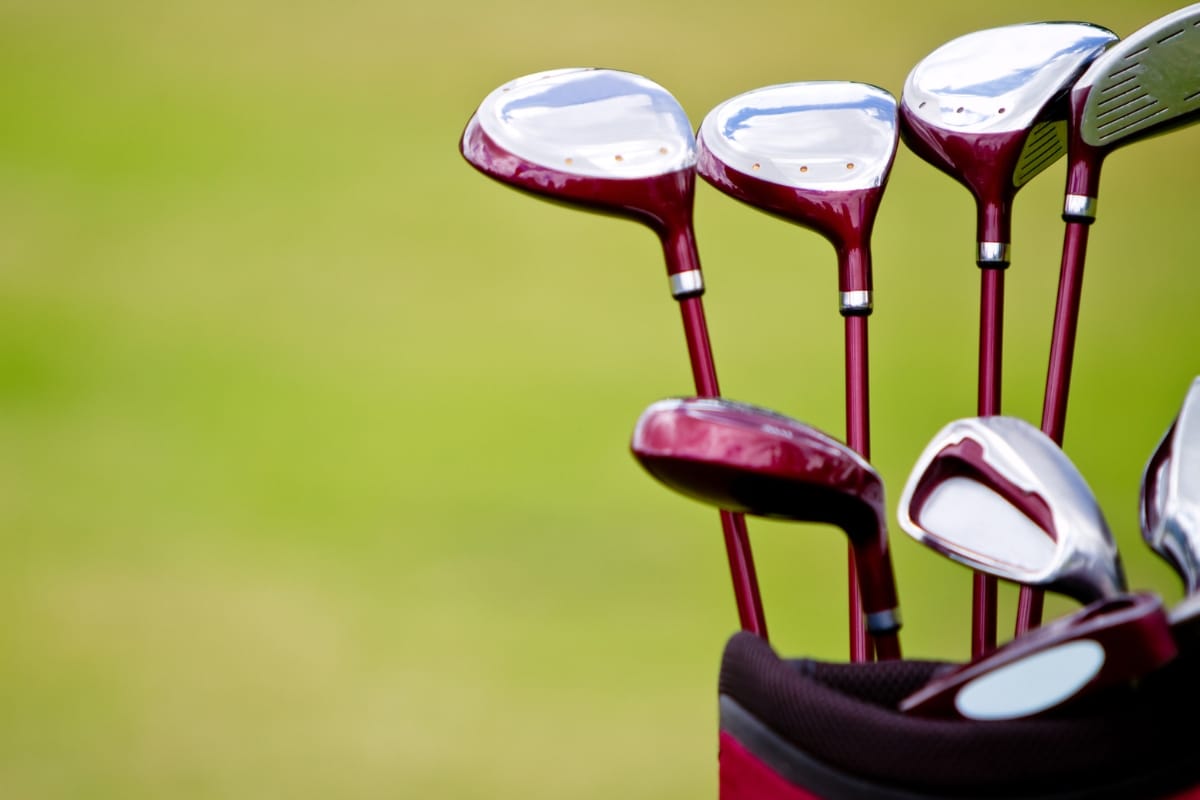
xmin=900 ymin=593 xmax=1175 ymax=720
xmin=898 ymin=416 xmax=1126 ymax=604
xmin=696 ymin=82 xmax=897 ymax=311
xmin=460 ymin=68 xmax=699 ymax=252
xmin=1065 ymin=4 xmax=1200 ymax=209
xmin=631 ymin=397 xmax=899 ymax=628
xmin=1140 ymin=377 xmax=1200 ymax=593
xmin=900 ymin=22 xmax=1117 ymax=262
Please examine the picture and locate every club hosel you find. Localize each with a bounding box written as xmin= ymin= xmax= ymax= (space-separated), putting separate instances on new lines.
xmin=976 ymin=195 xmax=1013 ymax=267
xmin=1062 ymin=141 xmax=1104 ymax=223
xmin=856 ymin=543 xmax=901 ymax=633
xmin=838 ymin=243 xmax=873 ymax=317
xmin=661 ymin=224 xmax=706 ymax=300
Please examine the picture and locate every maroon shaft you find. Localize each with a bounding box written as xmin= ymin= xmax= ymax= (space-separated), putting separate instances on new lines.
xmin=1015 ymin=220 xmax=1091 ymax=635
xmin=844 ymin=314 xmax=871 ymax=662
xmin=973 ymin=268 xmax=1004 ymax=657
xmin=680 ymin=296 xmax=769 ymax=638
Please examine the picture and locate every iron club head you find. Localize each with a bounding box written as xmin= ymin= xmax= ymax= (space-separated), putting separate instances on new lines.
xmin=1141 ymin=376 xmax=1200 ymax=594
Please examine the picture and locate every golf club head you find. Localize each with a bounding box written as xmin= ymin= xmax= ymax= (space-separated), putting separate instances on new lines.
xmin=900 ymin=592 xmax=1176 ymax=720
xmin=631 ymin=396 xmax=901 ymax=642
xmin=696 ymin=82 xmax=898 ymax=315
xmin=900 ymin=22 xmax=1118 ymax=264
xmin=898 ymin=415 xmax=1126 ymax=605
xmin=1065 ymin=3 xmax=1200 ymax=215
xmin=460 ymin=68 xmax=704 ymax=294
xmin=1140 ymin=376 xmax=1200 ymax=594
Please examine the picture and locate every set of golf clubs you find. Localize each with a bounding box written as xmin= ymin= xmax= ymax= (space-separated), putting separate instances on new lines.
xmin=460 ymin=4 xmax=1200 ymax=721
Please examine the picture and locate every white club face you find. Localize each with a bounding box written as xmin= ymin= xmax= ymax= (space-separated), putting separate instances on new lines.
xmin=473 ymin=68 xmax=696 ymax=180
xmin=954 ymin=639 xmax=1106 ymax=721
xmin=1080 ymin=5 xmax=1200 ymax=147
xmin=698 ymin=81 xmax=897 ymax=191
xmin=903 ymin=23 xmax=1118 ymax=134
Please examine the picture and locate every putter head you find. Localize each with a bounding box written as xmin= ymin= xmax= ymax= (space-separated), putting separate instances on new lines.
xmin=900 ymin=22 xmax=1117 ymax=263
xmin=696 ymin=82 xmax=898 ymax=314
xmin=1140 ymin=376 xmax=1200 ymax=594
xmin=460 ymin=68 xmax=702 ymax=290
xmin=898 ymin=415 xmax=1126 ymax=605
xmin=1065 ymin=4 xmax=1200 ymax=211
xmin=900 ymin=593 xmax=1175 ymax=720
xmin=631 ymin=396 xmax=900 ymax=634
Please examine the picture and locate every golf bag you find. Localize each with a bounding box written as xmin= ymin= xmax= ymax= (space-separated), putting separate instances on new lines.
xmin=717 ymin=631 xmax=1200 ymax=799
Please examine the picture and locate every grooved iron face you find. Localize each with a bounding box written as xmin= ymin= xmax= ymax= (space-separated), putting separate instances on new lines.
xmin=1081 ymin=6 xmax=1200 ymax=147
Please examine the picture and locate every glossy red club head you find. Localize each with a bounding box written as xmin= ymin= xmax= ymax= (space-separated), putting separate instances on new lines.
xmin=901 ymin=593 xmax=1176 ymax=720
xmin=900 ymin=23 xmax=1117 ymax=263
xmin=460 ymin=68 xmax=705 ymax=294
xmin=696 ymin=82 xmax=898 ymax=315
xmin=631 ymin=397 xmax=901 ymax=646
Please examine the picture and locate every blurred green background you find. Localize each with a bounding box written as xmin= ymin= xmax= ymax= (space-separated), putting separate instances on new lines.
xmin=3 ymin=0 xmax=1199 ymax=797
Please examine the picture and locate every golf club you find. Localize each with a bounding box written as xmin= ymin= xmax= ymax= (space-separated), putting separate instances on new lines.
xmin=696 ymin=81 xmax=898 ymax=661
xmin=1141 ymin=376 xmax=1200 ymax=594
xmin=1019 ymin=4 xmax=1200 ymax=633
xmin=898 ymin=415 xmax=1127 ymax=614
xmin=631 ymin=396 xmax=903 ymax=660
xmin=460 ymin=68 xmax=768 ymax=637
xmin=900 ymin=22 xmax=1118 ymax=656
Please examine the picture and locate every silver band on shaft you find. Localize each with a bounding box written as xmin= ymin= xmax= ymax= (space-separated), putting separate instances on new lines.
xmin=977 ymin=241 xmax=1010 ymax=265
xmin=1063 ymin=194 xmax=1097 ymax=220
xmin=670 ymin=269 xmax=705 ymax=298
xmin=840 ymin=290 xmax=873 ymax=314
xmin=865 ymin=608 xmax=902 ymax=635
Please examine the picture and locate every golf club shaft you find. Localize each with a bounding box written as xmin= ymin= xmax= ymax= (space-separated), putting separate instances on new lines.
xmin=973 ymin=268 xmax=1004 ymax=656
xmin=1016 ymin=220 xmax=1091 ymax=635
xmin=845 ymin=314 xmax=871 ymax=662
xmin=679 ymin=295 xmax=769 ymax=638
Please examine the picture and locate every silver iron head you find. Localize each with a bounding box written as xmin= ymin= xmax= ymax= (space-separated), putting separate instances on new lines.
xmin=1078 ymin=4 xmax=1200 ymax=148
xmin=471 ymin=68 xmax=696 ymax=179
xmin=1140 ymin=376 xmax=1200 ymax=593
xmin=698 ymin=81 xmax=898 ymax=191
xmin=898 ymin=415 xmax=1126 ymax=604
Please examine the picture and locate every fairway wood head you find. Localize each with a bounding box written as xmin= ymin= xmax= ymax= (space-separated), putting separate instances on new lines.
xmin=1140 ymin=377 xmax=1200 ymax=593
xmin=631 ymin=397 xmax=901 ymax=638
xmin=899 ymin=415 xmax=1126 ymax=605
xmin=460 ymin=68 xmax=705 ymax=290
xmin=696 ymin=82 xmax=898 ymax=314
xmin=901 ymin=593 xmax=1175 ymax=720
xmin=1065 ymin=4 xmax=1200 ymax=212
xmin=900 ymin=22 xmax=1117 ymax=263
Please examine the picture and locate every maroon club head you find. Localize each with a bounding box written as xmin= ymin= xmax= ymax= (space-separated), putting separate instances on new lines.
xmin=1063 ymin=4 xmax=1200 ymax=221
xmin=901 ymin=593 xmax=1176 ymax=720
xmin=696 ymin=82 xmax=897 ymax=317
xmin=460 ymin=68 xmax=705 ymax=297
xmin=631 ymin=397 xmax=902 ymax=657
xmin=900 ymin=23 xmax=1117 ymax=264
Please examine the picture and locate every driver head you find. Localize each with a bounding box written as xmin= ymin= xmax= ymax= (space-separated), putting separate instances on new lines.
xmin=900 ymin=22 xmax=1117 ymax=263
xmin=899 ymin=415 xmax=1126 ymax=605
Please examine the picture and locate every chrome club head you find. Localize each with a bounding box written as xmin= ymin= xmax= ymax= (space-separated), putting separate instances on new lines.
xmin=460 ymin=67 xmax=706 ymax=295
xmin=631 ymin=396 xmax=902 ymax=657
xmin=1141 ymin=376 xmax=1200 ymax=594
xmin=899 ymin=415 xmax=1126 ymax=605
xmin=696 ymin=81 xmax=898 ymax=315
xmin=900 ymin=22 xmax=1117 ymax=263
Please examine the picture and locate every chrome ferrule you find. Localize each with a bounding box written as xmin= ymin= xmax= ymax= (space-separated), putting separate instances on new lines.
xmin=670 ymin=269 xmax=705 ymax=299
xmin=866 ymin=607 xmax=902 ymax=635
xmin=1063 ymin=194 xmax=1098 ymax=221
xmin=840 ymin=290 xmax=873 ymax=315
xmin=977 ymin=241 xmax=1011 ymax=266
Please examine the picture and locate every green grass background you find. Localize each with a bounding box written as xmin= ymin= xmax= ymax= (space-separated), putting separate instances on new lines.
xmin=2 ymin=0 xmax=1198 ymax=796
